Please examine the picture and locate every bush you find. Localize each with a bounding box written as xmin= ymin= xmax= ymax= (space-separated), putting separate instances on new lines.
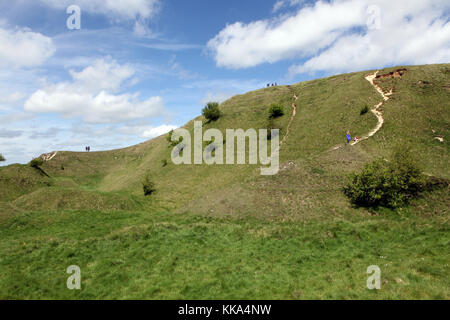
xmin=360 ymin=105 xmax=369 ymax=115
xmin=0 ymin=154 xmax=5 ymax=162
xmin=268 ymin=104 xmax=285 ymax=119
xmin=30 ymin=157 xmax=44 ymax=168
xmin=344 ymin=147 xmax=426 ymax=208
xmin=161 ymin=159 xmax=168 ymax=167
xmin=142 ymin=174 xmax=156 ymax=196
xmin=167 ymin=130 xmax=173 ymax=143
xmin=202 ymin=102 xmax=222 ymax=122
xmin=167 ymin=130 xmax=183 ymax=147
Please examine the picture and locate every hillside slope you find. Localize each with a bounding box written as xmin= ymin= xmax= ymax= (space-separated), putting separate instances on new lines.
xmin=0 ymin=64 xmax=448 ymax=300
xmin=0 ymin=64 xmax=448 ymax=217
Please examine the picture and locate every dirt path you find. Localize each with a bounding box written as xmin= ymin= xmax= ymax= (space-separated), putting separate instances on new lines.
xmin=330 ymin=71 xmax=392 ymax=151
xmin=41 ymin=151 xmax=58 ymax=162
xmin=351 ymin=71 xmax=391 ymax=145
xmin=279 ymin=87 xmax=298 ymax=148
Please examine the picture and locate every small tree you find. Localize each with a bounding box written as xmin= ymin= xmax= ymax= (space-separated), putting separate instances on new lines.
xmin=202 ymin=102 xmax=222 ymax=122
xmin=0 ymin=154 xmax=5 ymax=162
xmin=268 ymin=104 xmax=285 ymax=119
xmin=142 ymin=174 xmax=156 ymax=196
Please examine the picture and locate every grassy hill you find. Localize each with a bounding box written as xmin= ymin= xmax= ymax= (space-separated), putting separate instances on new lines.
xmin=0 ymin=64 xmax=448 ymax=299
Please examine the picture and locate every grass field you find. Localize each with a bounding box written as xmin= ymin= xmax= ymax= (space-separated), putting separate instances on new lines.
xmin=0 ymin=64 xmax=448 ymax=299
xmin=0 ymin=192 xmax=448 ymax=299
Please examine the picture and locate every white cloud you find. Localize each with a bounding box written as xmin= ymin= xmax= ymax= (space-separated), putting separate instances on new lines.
xmin=208 ymin=0 xmax=365 ymax=69
xmin=114 ymin=123 xmax=178 ymax=138
xmin=289 ymin=1 xmax=450 ymax=76
xmin=0 ymin=26 xmax=55 ymax=69
xmin=69 ymin=59 xmax=135 ymax=93
xmin=40 ymin=0 xmax=160 ymax=20
xmin=24 ymin=58 xmax=165 ymax=123
xmin=208 ymin=0 xmax=450 ymax=74
xmin=142 ymin=124 xmax=178 ymax=138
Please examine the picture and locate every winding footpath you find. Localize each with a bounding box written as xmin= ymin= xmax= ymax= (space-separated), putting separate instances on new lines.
xmin=351 ymin=71 xmax=392 ymax=145
xmin=331 ymin=71 xmax=392 ymax=151
xmin=279 ymin=87 xmax=298 ymax=149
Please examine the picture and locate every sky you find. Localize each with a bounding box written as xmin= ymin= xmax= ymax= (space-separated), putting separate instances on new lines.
xmin=0 ymin=0 xmax=449 ymax=165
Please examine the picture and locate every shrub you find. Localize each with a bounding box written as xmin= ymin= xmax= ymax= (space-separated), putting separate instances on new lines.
xmin=167 ymin=130 xmax=183 ymax=147
xmin=202 ymin=102 xmax=222 ymax=122
xmin=0 ymin=154 xmax=5 ymax=162
xmin=360 ymin=105 xmax=369 ymax=115
xmin=142 ymin=174 xmax=156 ymax=196
xmin=30 ymin=157 xmax=44 ymax=168
xmin=161 ymin=159 xmax=168 ymax=167
xmin=167 ymin=130 xmax=173 ymax=143
xmin=268 ymin=104 xmax=285 ymax=119
xmin=344 ymin=147 xmax=426 ymax=208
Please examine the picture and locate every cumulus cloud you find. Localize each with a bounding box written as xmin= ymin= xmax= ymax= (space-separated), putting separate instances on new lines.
xmin=208 ymin=0 xmax=450 ymax=74
xmin=24 ymin=58 xmax=165 ymax=123
xmin=289 ymin=0 xmax=450 ymax=76
xmin=40 ymin=0 xmax=160 ymax=20
xmin=0 ymin=26 xmax=55 ymax=69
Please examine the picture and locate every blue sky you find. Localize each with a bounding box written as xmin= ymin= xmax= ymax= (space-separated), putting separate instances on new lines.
xmin=0 ymin=0 xmax=449 ymax=164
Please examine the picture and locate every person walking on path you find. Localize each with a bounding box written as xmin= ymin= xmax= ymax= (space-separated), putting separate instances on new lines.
xmin=346 ymin=131 xmax=352 ymax=144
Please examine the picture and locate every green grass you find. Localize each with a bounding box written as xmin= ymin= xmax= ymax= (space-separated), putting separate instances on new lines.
xmin=0 ymin=64 xmax=448 ymax=299
xmin=0 ymin=199 xmax=448 ymax=299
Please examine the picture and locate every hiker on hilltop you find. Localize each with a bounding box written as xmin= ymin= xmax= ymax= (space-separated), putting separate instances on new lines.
xmin=346 ymin=131 xmax=352 ymax=144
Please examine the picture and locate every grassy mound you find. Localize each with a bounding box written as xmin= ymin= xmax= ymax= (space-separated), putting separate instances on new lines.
xmin=12 ymin=188 xmax=145 ymax=212
xmin=0 ymin=164 xmax=52 ymax=202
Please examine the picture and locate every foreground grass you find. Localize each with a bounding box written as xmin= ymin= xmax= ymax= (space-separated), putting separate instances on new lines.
xmin=0 ymin=204 xmax=448 ymax=300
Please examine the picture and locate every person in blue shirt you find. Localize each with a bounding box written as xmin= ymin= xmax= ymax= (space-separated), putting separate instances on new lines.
xmin=346 ymin=131 xmax=352 ymax=144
